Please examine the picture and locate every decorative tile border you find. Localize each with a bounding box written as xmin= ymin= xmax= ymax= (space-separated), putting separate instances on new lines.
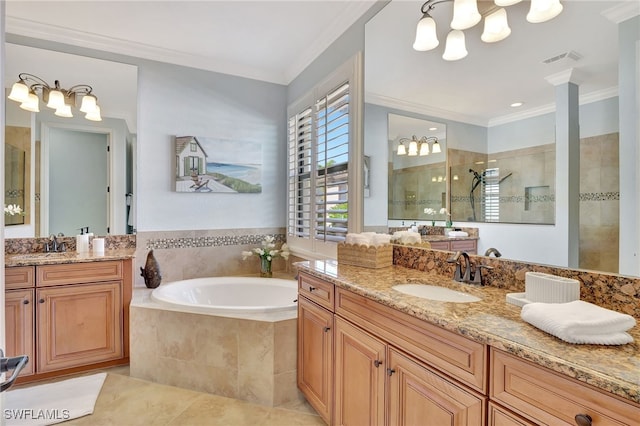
xmin=145 ymin=233 xmax=286 ymax=250
xmin=580 ymin=192 xmax=620 ymax=201
xmin=452 ymin=192 xmax=619 ymax=204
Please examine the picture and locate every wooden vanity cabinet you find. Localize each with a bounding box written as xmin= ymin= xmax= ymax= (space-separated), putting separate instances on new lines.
xmin=298 ymin=275 xmax=335 ymax=424
xmin=428 ymin=239 xmax=477 ymax=254
xmin=4 ymin=260 xmax=131 ymax=383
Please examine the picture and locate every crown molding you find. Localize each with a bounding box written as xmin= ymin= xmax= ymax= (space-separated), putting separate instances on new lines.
xmin=6 ymin=16 xmax=287 ymax=84
xmin=365 ymin=92 xmax=488 ymax=127
xmin=602 ymin=1 xmax=640 ymax=24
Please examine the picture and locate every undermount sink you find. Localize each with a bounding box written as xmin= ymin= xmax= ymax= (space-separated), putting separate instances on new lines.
xmin=392 ymin=284 xmax=481 ymax=303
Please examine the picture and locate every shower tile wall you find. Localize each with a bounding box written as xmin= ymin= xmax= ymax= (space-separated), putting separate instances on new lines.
xmin=134 ymin=228 xmax=289 ymax=287
xmin=580 ymin=132 xmax=619 ymax=273
xmin=449 ymin=148 xmax=488 ymax=222
xmin=388 ymin=162 xmax=446 ymax=220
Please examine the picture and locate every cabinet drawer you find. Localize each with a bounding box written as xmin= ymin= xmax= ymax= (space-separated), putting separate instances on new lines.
xmin=37 ymin=261 xmax=122 ymax=287
xmin=429 ymin=241 xmax=450 ymax=251
xmin=336 ymin=287 xmax=487 ymax=393
xmin=491 ymin=348 xmax=640 ymax=425
xmin=450 ymin=239 xmax=477 ymax=253
xmin=299 ymin=273 xmax=334 ymax=311
xmin=5 ymin=266 xmax=35 ymax=289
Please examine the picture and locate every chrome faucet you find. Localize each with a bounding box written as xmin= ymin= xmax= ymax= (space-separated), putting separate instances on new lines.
xmin=45 ymin=234 xmax=66 ymax=253
xmin=484 ymin=247 xmax=502 ymax=258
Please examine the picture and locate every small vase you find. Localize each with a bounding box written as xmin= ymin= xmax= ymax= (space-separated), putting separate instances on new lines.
xmin=431 ymin=220 xmax=435 ymax=227
xmin=260 ymin=257 xmax=273 ymax=278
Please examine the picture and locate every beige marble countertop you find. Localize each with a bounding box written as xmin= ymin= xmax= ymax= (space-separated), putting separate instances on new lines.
xmin=5 ymin=249 xmax=136 ymax=267
xmin=296 ymin=260 xmax=640 ymax=404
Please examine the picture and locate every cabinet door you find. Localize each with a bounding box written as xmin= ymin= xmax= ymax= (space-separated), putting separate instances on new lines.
xmin=5 ymin=289 xmax=35 ymax=376
xmin=297 ymin=296 xmax=333 ymax=424
xmin=429 ymin=241 xmax=451 ymax=251
xmin=488 ymin=402 xmax=535 ymax=426
xmin=334 ymin=316 xmax=386 ymax=426
xmin=388 ymin=348 xmax=485 ymax=426
xmin=37 ymin=281 xmax=122 ymax=373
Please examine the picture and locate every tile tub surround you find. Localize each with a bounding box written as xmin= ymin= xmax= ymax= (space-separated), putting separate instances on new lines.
xmin=393 ymin=244 xmax=640 ymax=319
xmin=134 ymin=228 xmax=289 ymax=287
xmin=129 ymin=289 xmax=301 ymax=407
xmin=296 ymin=260 xmax=640 ymax=404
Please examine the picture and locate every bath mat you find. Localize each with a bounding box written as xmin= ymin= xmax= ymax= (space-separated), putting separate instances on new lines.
xmin=4 ymin=373 xmax=107 ymax=425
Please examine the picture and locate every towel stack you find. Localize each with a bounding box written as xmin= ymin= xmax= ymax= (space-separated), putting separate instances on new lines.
xmin=345 ymin=232 xmax=391 ymax=247
xmin=521 ymin=300 xmax=636 ymax=345
xmin=391 ymin=231 xmax=422 ymax=245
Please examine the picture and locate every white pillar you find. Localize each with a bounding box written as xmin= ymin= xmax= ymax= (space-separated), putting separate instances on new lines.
xmin=546 ymin=69 xmax=581 ymax=268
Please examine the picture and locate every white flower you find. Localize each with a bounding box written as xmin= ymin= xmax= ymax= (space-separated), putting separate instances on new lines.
xmin=424 ymin=208 xmax=436 ymax=215
xmin=4 ymin=204 xmax=23 ymax=216
xmin=241 ymin=251 xmax=253 ymax=260
xmin=241 ymin=236 xmax=291 ymax=263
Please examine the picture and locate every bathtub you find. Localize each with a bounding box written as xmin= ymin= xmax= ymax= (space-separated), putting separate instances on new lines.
xmin=131 ymin=275 xmax=301 ymax=406
xmin=150 ymin=276 xmax=298 ymax=315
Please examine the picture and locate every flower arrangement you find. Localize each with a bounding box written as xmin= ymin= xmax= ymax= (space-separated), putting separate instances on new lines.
xmin=440 ymin=207 xmax=453 ymax=228
xmin=4 ymin=204 xmax=23 ymax=216
xmin=242 ymin=236 xmax=290 ymax=277
xmin=423 ymin=207 xmax=437 ymax=226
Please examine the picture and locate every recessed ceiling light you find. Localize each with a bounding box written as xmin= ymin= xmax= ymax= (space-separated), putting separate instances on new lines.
xmin=510 ymin=102 xmax=524 ymax=107
xmin=429 ymin=127 xmax=437 ymax=131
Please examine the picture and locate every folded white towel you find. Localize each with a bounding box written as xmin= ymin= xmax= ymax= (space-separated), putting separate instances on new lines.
xmin=521 ymin=300 xmax=636 ymax=345
xmin=447 ymin=231 xmax=468 ymax=237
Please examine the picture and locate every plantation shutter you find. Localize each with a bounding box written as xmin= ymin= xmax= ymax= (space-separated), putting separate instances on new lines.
xmin=287 ymin=107 xmax=313 ymax=238
xmin=315 ymin=82 xmax=349 ymax=242
xmin=483 ymin=168 xmax=500 ymax=222
xmin=287 ymin=82 xmax=350 ymax=244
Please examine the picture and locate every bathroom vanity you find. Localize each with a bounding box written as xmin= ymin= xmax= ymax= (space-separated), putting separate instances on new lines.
xmin=296 ymin=261 xmax=639 ymax=425
xmin=4 ymin=251 xmax=134 ymax=383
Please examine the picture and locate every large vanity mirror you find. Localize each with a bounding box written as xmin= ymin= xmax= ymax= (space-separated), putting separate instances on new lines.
xmin=4 ymin=43 xmax=137 ymax=238
xmin=363 ymin=1 xmax=628 ymax=274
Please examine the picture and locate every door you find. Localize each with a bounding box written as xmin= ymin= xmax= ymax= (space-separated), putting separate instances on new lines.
xmin=297 ymin=296 xmax=333 ymax=424
xmin=4 ymin=289 xmax=34 ymax=376
xmin=387 ymin=348 xmax=485 ymax=426
xmin=334 ymin=316 xmax=386 ymax=426
xmin=45 ymin=127 xmax=109 ymax=236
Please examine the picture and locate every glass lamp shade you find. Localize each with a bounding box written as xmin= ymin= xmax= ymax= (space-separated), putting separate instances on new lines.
xmin=432 ymin=140 xmax=442 ymax=153
xmin=495 ymin=0 xmax=522 ymax=5
xmin=408 ymin=140 xmax=418 ymax=156
xmin=80 ymin=94 xmax=98 ymax=113
xmin=413 ymin=15 xmax=439 ymax=51
xmin=85 ymin=105 xmax=103 ymax=122
xmin=481 ymin=8 xmax=511 ymax=43
xmin=20 ymin=92 xmax=40 ymax=112
xmin=442 ymin=30 xmax=468 ymax=61
xmin=450 ymin=0 xmax=481 ymax=30
xmin=419 ymin=142 xmax=429 ymax=156
xmin=397 ymin=143 xmax=407 ymax=155
xmin=55 ymin=104 xmax=73 ymax=118
xmin=46 ymin=89 xmax=66 ymax=110
xmin=527 ymin=0 xmax=563 ymax=23
xmin=8 ymin=81 xmax=30 ymax=103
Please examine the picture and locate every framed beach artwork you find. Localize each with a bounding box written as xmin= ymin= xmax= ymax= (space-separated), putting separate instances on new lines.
xmin=174 ymin=136 xmax=262 ymax=193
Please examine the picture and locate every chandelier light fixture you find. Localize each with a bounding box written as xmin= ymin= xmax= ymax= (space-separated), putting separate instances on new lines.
xmin=7 ymin=73 xmax=102 ymax=121
xmin=413 ymin=0 xmax=563 ymax=61
xmin=397 ymin=135 xmax=441 ymax=156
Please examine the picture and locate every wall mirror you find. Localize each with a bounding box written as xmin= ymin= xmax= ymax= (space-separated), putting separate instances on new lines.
xmin=387 ymin=114 xmax=447 ymax=221
xmin=363 ymin=1 xmax=627 ymax=274
xmin=4 ymin=42 xmax=137 ymax=238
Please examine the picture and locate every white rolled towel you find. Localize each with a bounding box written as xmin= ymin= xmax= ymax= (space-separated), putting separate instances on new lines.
xmin=521 ymin=300 xmax=636 ymax=345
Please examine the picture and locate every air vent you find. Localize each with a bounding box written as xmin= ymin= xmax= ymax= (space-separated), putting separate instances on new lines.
xmin=543 ymin=50 xmax=582 ymax=64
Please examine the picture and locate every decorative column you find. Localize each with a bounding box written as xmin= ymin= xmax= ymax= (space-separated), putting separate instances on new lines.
xmin=546 ymin=69 xmax=581 ymax=268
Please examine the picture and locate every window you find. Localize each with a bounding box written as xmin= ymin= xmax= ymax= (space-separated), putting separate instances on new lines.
xmin=287 ymin=55 xmax=361 ymax=258
xmin=190 ymin=142 xmax=197 ymax=152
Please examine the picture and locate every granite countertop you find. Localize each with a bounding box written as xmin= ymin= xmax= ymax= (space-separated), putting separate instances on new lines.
xmin=5 ymin=249 xmax=136 ymax=267
xmin=296 ymin=260 xmax=640 ymax=404
xmin=421 ymin=235 xmax=479 ymax=241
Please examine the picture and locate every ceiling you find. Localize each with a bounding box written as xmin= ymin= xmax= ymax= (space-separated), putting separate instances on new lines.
xmin=4 ymin=1 xmax=638 ymax=129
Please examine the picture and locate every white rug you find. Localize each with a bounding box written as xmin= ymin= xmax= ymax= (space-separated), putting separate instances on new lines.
xmin=4 ymin=373 xmax=107 ymax=426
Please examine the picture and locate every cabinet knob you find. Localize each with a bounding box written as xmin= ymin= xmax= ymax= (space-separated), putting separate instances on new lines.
xmin=323 ymin=326 xmax=331 ymax=332
xmin=309 ymin=286 xmax=316 ymax=292
xmin=373 ymin=360 xmax=382 ymax=368
xmin=575 ymin=414 xmax=592 ymax=426
xmin=387 ymin=368 xmax=395 ymax=376
xmin=38 ymin=298 xmax=45 ymax=304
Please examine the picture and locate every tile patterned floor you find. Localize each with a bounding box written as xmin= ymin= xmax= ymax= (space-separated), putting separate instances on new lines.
xmin=14 ymin=366 xmax=325 ymax=426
